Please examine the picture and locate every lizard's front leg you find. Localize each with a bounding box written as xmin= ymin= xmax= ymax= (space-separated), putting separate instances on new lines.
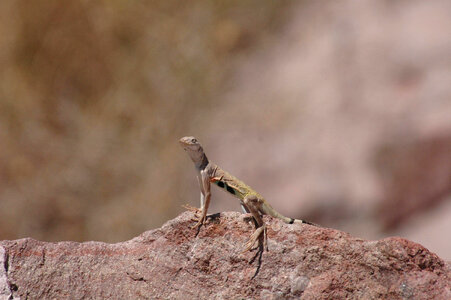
xmin=182 ymin=188 xmax=205 ymax=215
xmin=192 ymin=169 xmax=211 ymax=229
xmin=242 ymin=195 xmax=268 ymax=252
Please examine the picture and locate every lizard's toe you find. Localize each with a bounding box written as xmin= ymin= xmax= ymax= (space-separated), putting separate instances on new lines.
xmin=241 ymin=225 xmax=266 ymax=253
xmin=182 ymin=204 xmax=202 ymax=213
xmin=191 ymin=217 xmax=206 ymax=229
xmin=241 ymin=240 xmax=257 ymax=253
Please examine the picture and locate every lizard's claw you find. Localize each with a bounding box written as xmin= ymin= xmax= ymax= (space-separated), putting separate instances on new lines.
xmin=182 ymin=204 xmax=203 ymax=219
xmin=182 ymin=204 xmax=207 ymax=229
xmin=182 ymin=204 xmax=201 ymax=214
xmin=192 ymin=215 xmax=206 ymax=229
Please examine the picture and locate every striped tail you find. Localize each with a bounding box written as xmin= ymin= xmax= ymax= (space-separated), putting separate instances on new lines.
xmin=262 ymin=202 xmax=320 ymax=227
xmin=292 ymin=218 xmax=320 ymax=227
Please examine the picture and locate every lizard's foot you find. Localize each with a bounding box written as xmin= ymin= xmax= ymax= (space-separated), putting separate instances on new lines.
xmin=182 ymin=204 xmax=207 ymax=229
xmin=192 ymin=216 xmax=206 ymax=230
xmin=241 ymin=225 xmax=267 ymax=253
xmin=182 ymin=204 xmax=201 ymax=214
xmin=182 ymin=204 xmax=203 ymax=220
xmin=191 ymin=208 xmax=208 ymax=230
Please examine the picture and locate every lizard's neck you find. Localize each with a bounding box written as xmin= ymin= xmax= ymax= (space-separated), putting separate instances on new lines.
xmin=196 ymin=153 xmax=209 ymax=170
xmin=190 ymin=150 xmax=209 ymax=171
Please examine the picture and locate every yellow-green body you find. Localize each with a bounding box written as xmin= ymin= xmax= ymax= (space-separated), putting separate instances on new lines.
xmin=179 ymin=136 xmax=317 ymax=252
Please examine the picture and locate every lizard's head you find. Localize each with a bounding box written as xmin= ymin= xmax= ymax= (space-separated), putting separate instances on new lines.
xmin=179 ymin=136 xmax=201 ymax=150
xmin=179 ymin=136 xmax=208 ymax=168
xmin=179 ymin=136 xmax=204 ymax=157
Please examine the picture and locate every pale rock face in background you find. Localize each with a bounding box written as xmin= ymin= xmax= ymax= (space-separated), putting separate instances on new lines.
xmin=204 ymin=1 xmax=451 ymax=260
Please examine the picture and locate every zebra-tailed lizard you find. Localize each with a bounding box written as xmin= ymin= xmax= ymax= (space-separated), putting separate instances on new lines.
xmin=179 ymin=136 xmax=318 ymax=252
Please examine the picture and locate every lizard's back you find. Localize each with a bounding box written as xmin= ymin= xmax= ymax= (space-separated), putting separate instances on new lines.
xmin=207 ymin=163 xmax=264 ymax=201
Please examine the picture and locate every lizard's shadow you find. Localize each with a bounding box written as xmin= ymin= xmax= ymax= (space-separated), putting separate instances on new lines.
xmin=207 ymin=212 xmax=221 ymax=222
xmin=194 ymin=212 xmax=221 ymax=237
xmin=250 ymin=245 xmax=264 ymax=279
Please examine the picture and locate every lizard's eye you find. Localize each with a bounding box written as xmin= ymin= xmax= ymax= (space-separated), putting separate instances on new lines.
xmin=191 ymin=138 xmax=197 ymax=143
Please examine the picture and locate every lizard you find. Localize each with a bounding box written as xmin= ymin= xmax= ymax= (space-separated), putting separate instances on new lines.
xmin=179 ymin=136 xmax=317 ymax=252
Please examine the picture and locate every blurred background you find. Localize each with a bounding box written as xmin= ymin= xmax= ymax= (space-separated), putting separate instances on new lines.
xmin=0 ymin=1 xmax=450 ymax=260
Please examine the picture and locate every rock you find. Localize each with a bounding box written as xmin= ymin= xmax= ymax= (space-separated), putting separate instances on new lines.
xmin=1 ymin=212 xmax=450 ymax=299
xmin=1 ymin=247 xmax=15 ymax=299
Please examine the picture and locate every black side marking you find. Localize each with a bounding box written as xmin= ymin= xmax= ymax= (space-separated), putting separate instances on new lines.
xmin=226 ymin=185 xmax=235 ymax=195
xmin=215 ymin=180 xmax=236 ymax=195
xmin=289 ymin=218 xmax=295 ymax=224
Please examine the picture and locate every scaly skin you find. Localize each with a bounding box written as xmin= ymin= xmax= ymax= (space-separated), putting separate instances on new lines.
xmin=179 ymin=136 xmax=317 ymax=252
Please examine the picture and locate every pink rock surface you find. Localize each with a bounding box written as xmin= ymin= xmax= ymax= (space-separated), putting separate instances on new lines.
xmin=1 ymin=212 xmax=450 ymax=299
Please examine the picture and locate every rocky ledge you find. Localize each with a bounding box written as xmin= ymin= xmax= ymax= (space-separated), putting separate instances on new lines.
xmin=1 ymin=212 xmax=450 ymax=299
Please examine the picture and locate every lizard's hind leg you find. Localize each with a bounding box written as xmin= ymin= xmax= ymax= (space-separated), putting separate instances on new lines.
xmin=241 ymin=195 xmax=268 ymax=252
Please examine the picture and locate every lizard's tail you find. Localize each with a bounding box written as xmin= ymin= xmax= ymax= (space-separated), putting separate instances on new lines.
xmin=292 ymin=218 xmax=320 ymax=227
xmin=262 ymin=202 xmax=320 ymax=227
